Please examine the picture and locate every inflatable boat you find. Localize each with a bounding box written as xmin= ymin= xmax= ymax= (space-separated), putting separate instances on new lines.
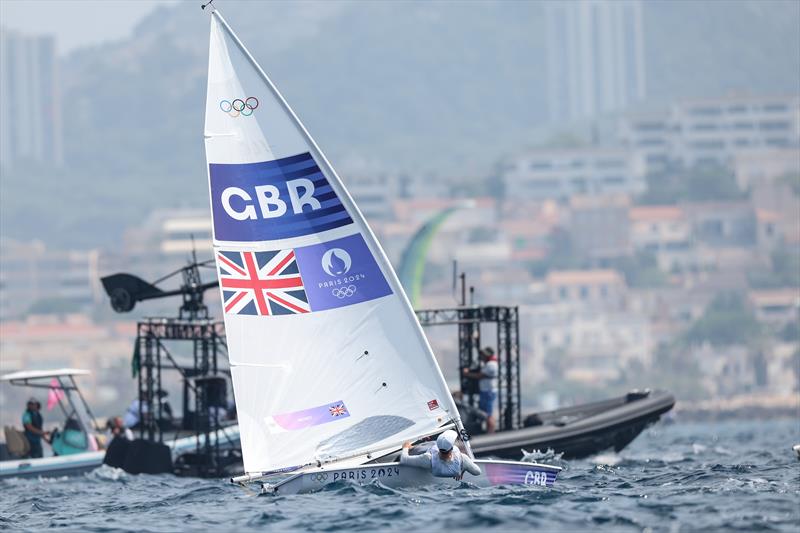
xmin=467 ymin=389 xmax=675 ymax=460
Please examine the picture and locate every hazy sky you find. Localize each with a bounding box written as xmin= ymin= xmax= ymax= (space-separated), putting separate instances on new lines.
xmin=0 ymin=0 xmax=182 ymax=53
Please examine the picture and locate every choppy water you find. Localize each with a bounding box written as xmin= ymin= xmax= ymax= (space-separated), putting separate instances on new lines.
xmin=1 ymin=418 xmax=799 ymax=532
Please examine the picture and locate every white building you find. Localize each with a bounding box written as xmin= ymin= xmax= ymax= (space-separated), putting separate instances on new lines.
xmin=0 ymin=239 xmax=101 ymax=320
xmin=123 ymin=209 xmax=213 ymax=258
xmin=620 ymin=94 xmax=800 ymax=172
xmin=0 ymin=28 xmax=62 ymax=168
xmin=520 ymin=269 xmax=652 ymax=385
xmin=545 ymin=269 xmax=627 ymax=310
xmin=500 ymin=147 xmax=647 ymax=201
xmin=732 ymin=148 xmax=800 ymax=190
xmin=545 ymin=0 xmax=646 ymax=121
xmin=344 ymin=173 xmax=451 ymax=223
xmin=522 ymin=302 xmax=652 ymax=385
xmin=343 ymin=174 xmax=399 ymax=222
xmin=629 ymin=205 xmax=693 ymax=271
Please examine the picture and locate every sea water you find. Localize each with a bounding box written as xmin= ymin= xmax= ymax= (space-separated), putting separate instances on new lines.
xmin=1 ymin=418 xmax=798 ymax=532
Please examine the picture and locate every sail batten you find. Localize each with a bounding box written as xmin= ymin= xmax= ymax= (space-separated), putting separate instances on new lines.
xmin=205 ymin=10 xmax=461 ymax=474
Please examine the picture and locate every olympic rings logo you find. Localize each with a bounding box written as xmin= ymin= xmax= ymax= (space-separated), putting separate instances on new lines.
xmin=331 ymin=285 xmax=357 ymax=299
xmin=219 ymin=96 xmax=259 ymax=117
xmin=311 ymin=473 xmax=328 ymax=482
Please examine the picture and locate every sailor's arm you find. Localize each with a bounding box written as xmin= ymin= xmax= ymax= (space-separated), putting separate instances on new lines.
xmin=400 ymin=442 xmax=431 ymax=469
xmin=460 ymin=454 xmax=482 ymax=476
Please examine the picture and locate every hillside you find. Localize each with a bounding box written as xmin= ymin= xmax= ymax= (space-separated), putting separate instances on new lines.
xmin=1 ymin=0 xmax=798 ymax=248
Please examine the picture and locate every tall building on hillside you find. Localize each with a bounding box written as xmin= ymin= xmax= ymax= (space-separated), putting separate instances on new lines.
xmin=545 ymin=0 xmax=646 ymax=122
xmin=0 ymin=28 xmax=63 ymax=168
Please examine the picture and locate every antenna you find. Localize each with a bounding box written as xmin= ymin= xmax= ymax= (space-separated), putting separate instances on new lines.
xmin=452 ymin=260 xmax=458 ymax=304
xmin=190 ymin=233 xmax=198 ymax=266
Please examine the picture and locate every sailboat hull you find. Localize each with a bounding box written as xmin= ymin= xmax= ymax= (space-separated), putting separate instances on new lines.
xmin=260 ymin=459 xmax=561 ymax=495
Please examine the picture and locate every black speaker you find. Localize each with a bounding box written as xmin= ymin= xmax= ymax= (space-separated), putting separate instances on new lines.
xmin=197 ymin=376 xmax=227 ymax=408
xmin=121 ymin=439 xmax=172 ymax=475
xmin=102 ymin=436 xmax=130 ymax=468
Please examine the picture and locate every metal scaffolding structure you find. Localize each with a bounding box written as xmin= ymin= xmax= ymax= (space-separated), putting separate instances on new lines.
xmin=135 ymin=318 xmax=230 ymax=477
xmin=416 ymin=305 xmax=522 ymax=431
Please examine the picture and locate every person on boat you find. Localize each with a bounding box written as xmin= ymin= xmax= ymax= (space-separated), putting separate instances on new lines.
xmin=50 ymin=417 xmax=90 ymax=456
xmin=123 ymin=398 xmax=143 ymax=429
xmin=22 ymin=398 xmax=49 ymax=458
xmin=462 ymin=347 xmax=499 ymax=433
xmin=123 ymin=391 xmax=173 ymax=430
xmin=107 ymin=416 xmax=134 ymax=441
xmin=400 ymin=429 xmax=481 ymax=480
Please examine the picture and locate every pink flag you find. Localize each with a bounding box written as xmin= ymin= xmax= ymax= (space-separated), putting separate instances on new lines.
xmin=47 ymin=378 xmax=65 ymax=411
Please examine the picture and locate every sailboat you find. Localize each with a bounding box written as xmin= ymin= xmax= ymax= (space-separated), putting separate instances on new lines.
xmin=202 ymin=6 xmax=560 ymax=494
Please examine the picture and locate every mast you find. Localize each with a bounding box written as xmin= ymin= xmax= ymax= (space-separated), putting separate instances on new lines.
xmin=208 ymin=8 xmax=473 ymax=458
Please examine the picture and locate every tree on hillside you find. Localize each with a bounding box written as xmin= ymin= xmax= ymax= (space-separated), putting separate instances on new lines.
xmin=682 ymin=292 xmax=761 ymax=347
xmin=748 ymin=248 xmax=800 ymax=288
xmin=639 ymin=162 xmax=744 ymax=205
xmin=778 ymin=172 xmax=800 ymax=196
xmin=604 ymin=251 xmax=667 ymax=288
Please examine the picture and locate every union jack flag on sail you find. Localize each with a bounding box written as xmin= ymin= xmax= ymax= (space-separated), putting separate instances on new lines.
xmin=216 ymin=249 xmax=310 ymax=316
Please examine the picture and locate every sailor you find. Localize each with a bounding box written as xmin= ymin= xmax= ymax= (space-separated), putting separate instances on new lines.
xmin=400 ymin=430 xmax=481 ymax=480
xmin=463 ymin=347 xmax=499 ymax=433
xmin=22 ymin=398 xmax=49 ymax=458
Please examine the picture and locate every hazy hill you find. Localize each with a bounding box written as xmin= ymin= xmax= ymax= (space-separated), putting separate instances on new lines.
xmin=2 ymin=0 xmax=798 ymax=248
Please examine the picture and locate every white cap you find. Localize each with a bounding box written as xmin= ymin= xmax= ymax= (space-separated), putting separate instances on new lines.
xmin=436 ymin=430 xmax=458 ymax=452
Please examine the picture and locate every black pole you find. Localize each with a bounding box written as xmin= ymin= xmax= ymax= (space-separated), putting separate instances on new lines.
xmin=137 ymin=329 xmax=143 ymax=440
xmin=156 ymin=340 xmax=163 ymax=443
xmin=504 ymin=310 xmax=513 ymax=431
xmin=514 ymin=306 xmax=521 ymax=428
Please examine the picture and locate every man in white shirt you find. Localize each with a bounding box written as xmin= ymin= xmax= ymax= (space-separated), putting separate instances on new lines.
xmin=400 ymin=430 xmax=481 ymax=480
xmin=463 ymin=347 xmax=499 ymax=433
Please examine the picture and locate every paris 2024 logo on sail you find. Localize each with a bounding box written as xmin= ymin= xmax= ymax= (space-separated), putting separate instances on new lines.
xmin=296 ymin=234 xmax=392 ymax=308
xmin=321 ymin=248 xmax=357 ymax=299
xmin=216 ymin=234 xmax=392 ymax=316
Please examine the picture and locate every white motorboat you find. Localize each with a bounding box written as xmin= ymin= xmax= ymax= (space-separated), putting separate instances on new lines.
xmin=0 ymin=368 xmax=241 ymax=479
xmin=1 ymin=368 xmax=104 ymax=478
xmin=200 ymin=6 xmax=560 ymax=494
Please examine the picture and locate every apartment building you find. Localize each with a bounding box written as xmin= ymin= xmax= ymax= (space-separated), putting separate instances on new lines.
xmin=500 ymin=147 xmax=647 ymax=201
xmin=0 ymin=239 xmax=101 ymax=320
xmin=620 ymin=94 xmax=800 ymax=172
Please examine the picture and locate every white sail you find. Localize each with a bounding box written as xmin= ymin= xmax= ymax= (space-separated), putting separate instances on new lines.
xmin=204 ymin=11 xmax=459 ymax=475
